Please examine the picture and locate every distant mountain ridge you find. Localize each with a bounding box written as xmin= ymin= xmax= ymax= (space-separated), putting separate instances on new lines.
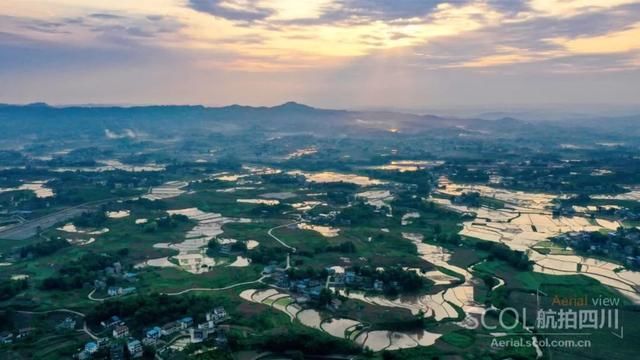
xmin=0 ymin=102 xmax=637 ymax=140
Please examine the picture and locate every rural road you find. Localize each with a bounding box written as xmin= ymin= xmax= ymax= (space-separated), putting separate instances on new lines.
xmin=160 ymin=276 xmax=267 ymax=296
xmin=267 ymin=221 xmax=299 ymax=253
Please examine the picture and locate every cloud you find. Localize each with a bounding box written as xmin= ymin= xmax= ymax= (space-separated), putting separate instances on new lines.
xmin=404 ymin=1 xmax=640 ymax=71
xmin=328 ymin=0 xmax=458 ymax=20
xmin=526 ymin=0 xmax=640 ymax=18
xmin=188 ymin=0 xmax=274 ymax=21
xmin=548 ymin=22 xmax=640 ymax=54
xmin=89 ymin=13 xmax=126 ymax=20
xmin=184 ymin=0 xmax=467 ymax=26
xmin=1 ymin=0 xmax=640 ymax=108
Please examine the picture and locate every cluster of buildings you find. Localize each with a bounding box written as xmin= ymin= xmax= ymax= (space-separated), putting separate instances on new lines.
xmin=554 ymin=202 xmax=640 ymax=221
xmin=160 ymin=307 xmax=229 ymax=351
xmin=0 ymin=328 xmax=34 ymax=344
xmin=77 ymin=316 xmax=135 ymax=360
xmin=77 ymin=307 xmax=229 ymax=359
xmin=327 ymin=268 xmax=386 ymax=292
xmin=106 ymin=286 xmax=136 ymax=297
xmin=277 ymin=266 xmax=388 ymax=307
xmin=0 ymin=332 xmax=13 ymax=345
xmin=93 ymin=261 xmax=138 ymax=298
xmin=552 ymin=204 xmax=577 ymax=218
xmin=305 ymin=210 xmax=339 ymax=225
xmin=288 ymin=278 xmax=324 ymax=304
xmin=1 ymin=316 xmax=79 ymax=347
xmin=554 ymin=229 xmax=640 ymax=268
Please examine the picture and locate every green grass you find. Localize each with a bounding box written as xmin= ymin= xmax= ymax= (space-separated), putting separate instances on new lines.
xmin=4 ymin=332 xmax=89 ymax=359
xmin=439 ymin=329 xmax=475 ymax=348
xmin=136 ymin=265 xmax=263 ymax=293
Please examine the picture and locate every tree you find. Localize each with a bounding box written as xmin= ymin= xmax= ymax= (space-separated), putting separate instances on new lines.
xmin=318 ymin=288 xmax=333 ymax=307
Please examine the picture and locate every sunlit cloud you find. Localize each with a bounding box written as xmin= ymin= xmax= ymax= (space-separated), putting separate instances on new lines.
xmin=526 ymin=0 xmax=639 ymax=18
xmin=548 ymin=22 xmax=640 ymax=54
xmin=1 ymin=0 xmax=639 ymax=107
xmin=0 ymin=0 xmax=506 ymax=69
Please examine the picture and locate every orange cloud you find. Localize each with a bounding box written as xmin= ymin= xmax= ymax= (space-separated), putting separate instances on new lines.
xmin=548 ymin=22 xmax=640 ymax=54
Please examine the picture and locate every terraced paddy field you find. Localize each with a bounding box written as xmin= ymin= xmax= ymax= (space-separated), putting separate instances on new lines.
xmin=239 ymin=288 xmax=443 ymax=351
xmin=435 ymin=178 xmax=640 ymax=303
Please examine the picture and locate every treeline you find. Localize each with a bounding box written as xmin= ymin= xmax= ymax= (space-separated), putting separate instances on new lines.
xmin=392 ymin=192 xmax=432 ymax=211
xmin=142 ymin=213 xmax=190 ymax=233
xmin=249 ymin=203 xmax=293 ymax=217
xmin=498 ymin=166 xmax=627 ymax=195
xmin=260 ymin=173 xmax=303 ymax=185
xmin=291 ymin=241 xmax=358 ymax=259
xmin=434 ymin=232 xmax=462 ymax=246
xmin=248 ymin=246 xmax=287 ymax=265
xmin=354 ymin=265 xmax=432 ymax=295
xmin=0 ymin=279 xmax=28 ymax=301
xmin=40 ymin=252 xmax=117 ymax=291
xmin=73 ymin=210 xmax=108 ymax=228
xmin=248 ymin=328 xmax=360 ymax=356
xmin=334 ymin=203 xmax=380 ymax=226
xmin=325 ymin=241 xmax=356 ymax=253
xmin=310 ymin=182 xmax=358 ymax=206
xmin=207 ymin=239 xmax=248 ymax=256
xmin=449 ymin=166 xmax=489 ymax=183
xmin=19 ymin=237 xmax=70 ymax=258
xmin=374 ymin=316 xmax=426 ymax=332
xmin=454 ymin=191 xmax=481 ymax=207
xmin=475 ymin=242 xmax=533 ymax=271
xmin=286 ymin=266 xmax=326 ymax=281
xmin=131 ymin=198 xmax=168 ymax=210
xmin=87 ymin=293 xmax=220 ymax=329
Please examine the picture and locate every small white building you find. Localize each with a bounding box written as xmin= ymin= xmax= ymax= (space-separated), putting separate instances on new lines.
xmin=112 ymin=325 xmax=129 ymax=339
xmin=127 ymin=339 xmax=143 ymax=358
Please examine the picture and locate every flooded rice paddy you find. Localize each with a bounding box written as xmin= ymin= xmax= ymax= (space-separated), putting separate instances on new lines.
xmin=435 ymin=178 xmax=640 ymax=303
xmin=239 ymin=288 xmax=442 ymax=351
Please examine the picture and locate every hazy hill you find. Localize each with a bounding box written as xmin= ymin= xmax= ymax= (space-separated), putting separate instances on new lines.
xmin=0 ymin=102 xmax=637 ymax=141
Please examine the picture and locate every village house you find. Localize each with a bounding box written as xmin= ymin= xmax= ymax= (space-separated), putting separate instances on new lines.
xmin=84 ymin=341 xmax=98 ymax=354
xmin=101 ymin=315 xmax=123 ymax=328
xmin=161 ymin=321 xmax=181 ymax=336
xmin=107 ymin=286 xmax=136 ymax=297
xmin=373 ymin=279 xmax=384 ymax=291
xmin=178 ymin=316 xmax=193 ymax=329
xmin=107 ymin=287 xmax=122 ymax=297
xmin=189 ymin=328 xmax=208 ymax=343
xmin=57 ymin=317 xmax=77 ymax=330
xmin=127 ymin=339 xmax=143 ymax=358
xmin=94 ymin=279 xmax=106 ymax=290
xmin=145 ymin=326 xmax=161 ymax=339
xmin=16 ymin=328 xmax=33 ymax=339
xmin=112 ymin=324 xmax=129 ymax=338
xmin=142 ymin=336 xmax=157 ymax=347
xmin=121 ymin=287 xmax=136 ymax=295
xmin=206 ymin=307 xmax=228 ymax=323
xmin=0 ymin=331 xmax=13 ymax=344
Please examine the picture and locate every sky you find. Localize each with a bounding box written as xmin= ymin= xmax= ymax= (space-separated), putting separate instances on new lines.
xmin=1 ymin=0 xmax=640 ymax=112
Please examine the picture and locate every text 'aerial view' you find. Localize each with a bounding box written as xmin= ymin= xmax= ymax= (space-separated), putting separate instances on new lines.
xmin=1 ymin=1 xmax=640 ymax=359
